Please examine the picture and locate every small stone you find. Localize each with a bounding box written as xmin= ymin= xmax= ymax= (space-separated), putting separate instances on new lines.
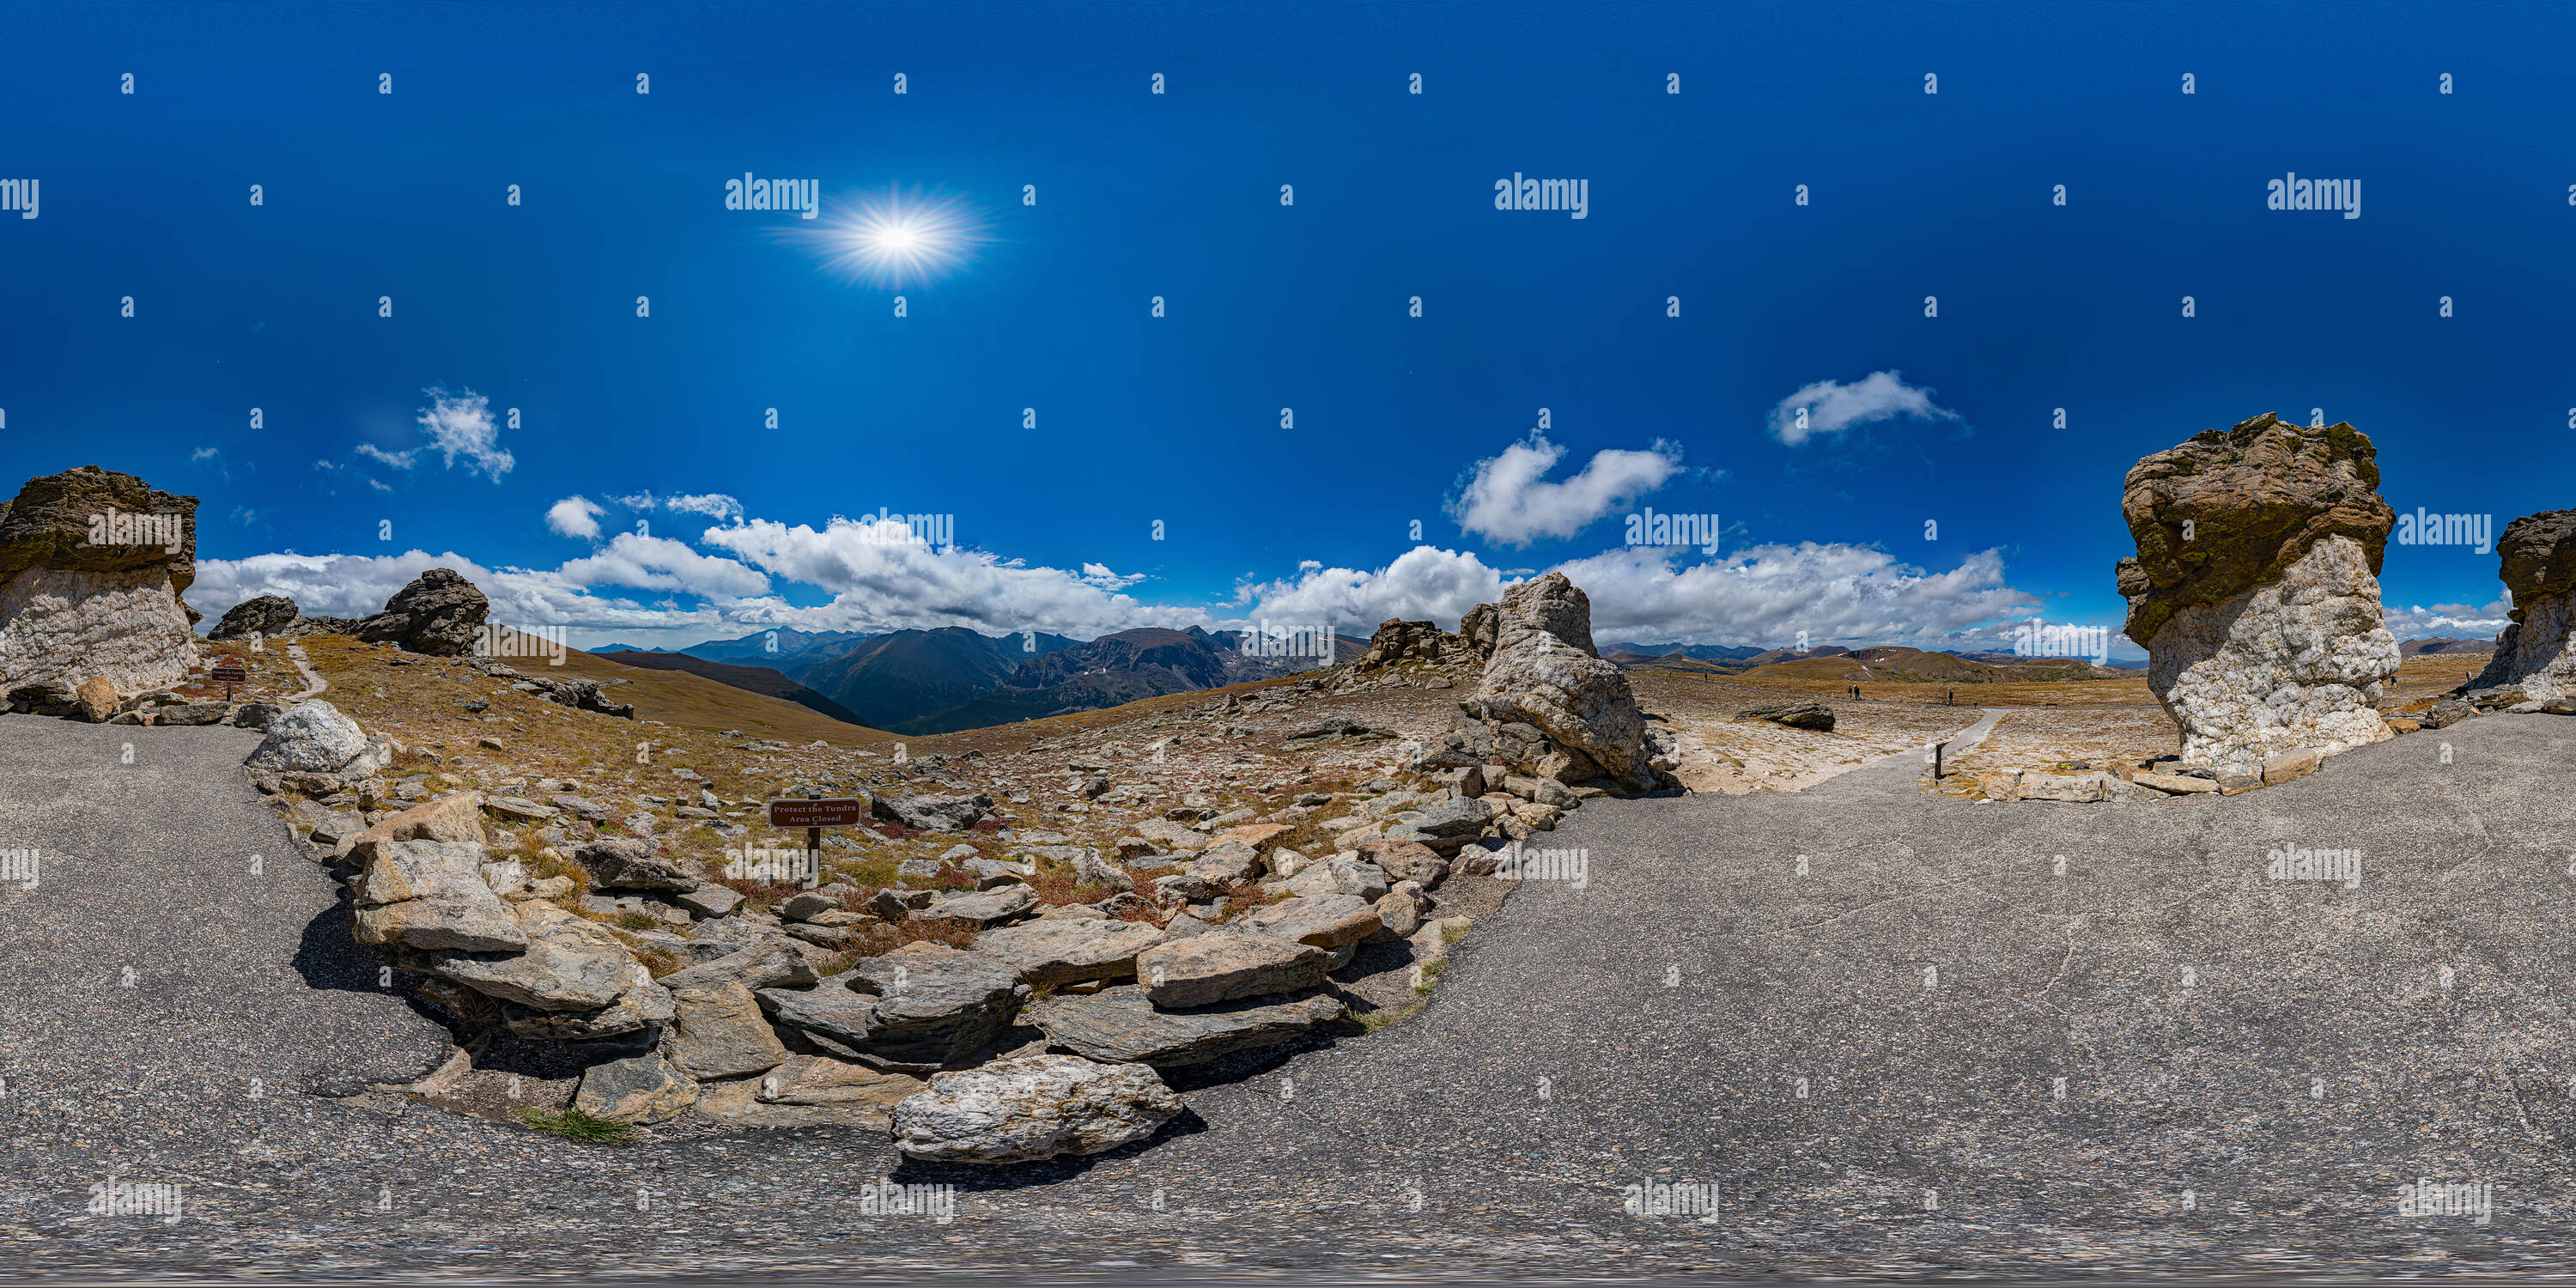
xmin=573 ymin=1052 xmax=698 ymax=1125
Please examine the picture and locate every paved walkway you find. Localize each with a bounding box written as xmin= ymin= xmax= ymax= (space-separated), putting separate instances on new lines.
xmin=5 ymin=707 xmax=2574 ymax=1279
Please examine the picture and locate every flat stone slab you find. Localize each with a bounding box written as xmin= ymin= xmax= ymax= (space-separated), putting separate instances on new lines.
xmin=1137 ymin=933 xmax=1327 ymax=1008
xmin=973 ymin=918 xmax=1166 ymax=987
xmin=1024 ymin=982 xmax=1345 ymax=1067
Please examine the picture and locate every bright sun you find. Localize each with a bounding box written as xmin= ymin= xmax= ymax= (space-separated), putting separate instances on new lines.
xmin=804 ymin=189 xmax=986 ymax=289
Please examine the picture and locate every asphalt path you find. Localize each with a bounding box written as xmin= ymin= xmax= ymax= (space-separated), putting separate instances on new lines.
xmin=5 ymin=708 xmax=2576 ymax=1281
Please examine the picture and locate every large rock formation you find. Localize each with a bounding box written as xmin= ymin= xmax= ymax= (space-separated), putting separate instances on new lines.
xmin=0 ymin=465 xmax=200 ymax=702
xmin=355 ymin=568 xmax=488 ymax=655
xmin=2467 ymin=509 xmax=2576 ymax=701
xmin=1463 ymin=573 xmax=1661 ymax=792
xmin=2115 ymin=413 xmax=2400 ymax=771
xmin=206 ymin=594 xmax=300 ymax=642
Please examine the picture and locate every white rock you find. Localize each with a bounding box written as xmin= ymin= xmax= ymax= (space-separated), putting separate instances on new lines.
xmin=890 ymin=1054 xmax=1182 ymax=1163
xmin=2144 ymin=536 xmax=2398 ymax=774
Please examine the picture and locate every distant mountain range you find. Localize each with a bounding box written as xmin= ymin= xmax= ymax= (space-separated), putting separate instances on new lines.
xmin=587 ymin=623 xmax=1327 ymax=736
xmin=2401 ymin=635 xmax=2494 ymax=656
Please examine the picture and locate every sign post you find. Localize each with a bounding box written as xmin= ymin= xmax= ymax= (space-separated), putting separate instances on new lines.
xmin=766 ymin=793 xmax=867 ymax=889
xmin=210 ymin=658 xmax=249 ymax=703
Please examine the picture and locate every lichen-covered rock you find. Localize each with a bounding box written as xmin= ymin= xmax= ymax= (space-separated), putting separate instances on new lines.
xmin=1743 ymin=700 xmax=1835 ymax=731
xmin=2116 ymin=413 xmax=2397 ymax=646
xmin=353 ymin=568 xmax=488 ymax=655
xmin=2469 ymin=510 xmax=2576 ymax=701
xmin=1468 ymin=573 xmax=1659 ymax=791
xmin=2117 ymin=416 xmax=2399 ymax=773
xmin=245 ymin=700 xmax=371 ymax=773
xmin=973 ymin=917 xmax=1166 ymax=987
xmin=426 ymin=898 xmax=630 ymax=1011
xmin=890 ymin=1054 xmax=1182 ymax=1163
xmin=0 ymin=466 xmax=201 ymax=701
xmin=1023 ymin=984 xmax=1346 ymax=1067
xmin=1137 ymin=933 xmax=1327 ymax=1007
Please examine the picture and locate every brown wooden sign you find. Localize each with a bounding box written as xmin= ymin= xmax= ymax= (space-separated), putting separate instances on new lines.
xmin=210 ymin=663 xmax=250 ymax=683
xmin=768 ymin=798 xmax=866 ymax=829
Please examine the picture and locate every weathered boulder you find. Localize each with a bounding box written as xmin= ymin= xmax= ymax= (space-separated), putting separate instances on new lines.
xmin=1284 ymin=857 xmax=1391 ymax=902
xmin=574 ymin=1051 xmax=698 ymax=1124
xmin=1024 ymin=983 xmax=1346 ymax=1067
xmin=666 ymin=980 xmax=791 ymax=1078
xmin=339 ymin=791 xmax=486 ymax=860
xmin=425 ymin=899 xmax=630 ymax=1011
xmin=2469 ymin=510 xmax=2576 ymax=702
xmin=500 ymin=974 xmax=672 ymax=1041
xmin=762 ymin=943 xmax=1024 ymax=1072
xmin=1138 ymin=933 xmax=1327 ymax=1007
xmin=974 ymin=918 xmax=1166 ymax=987
xmin=349 ymin=840 xmax=528 ymax=952
xmin=1355 ymin=838 xmax=1449 ymax=887
xmin=353 ymin=568 xmax=488 ymax=655
xmin=574 ymin=836 xmax=702 ymax=891
xmin=2116 ymin=414 xmax=2399 ymax=772
xmin=890 ymin=1054 xmax=1182 ymax=1163
xmin=1743 ymin=700 xmax=1835 ymax=731
xmin=0 ymin=466 xmax=201 ymax=702
xmin=872 ymin=791 xmax=993 ymax=832
xmin=1467 ymin=573 xmax=1659 ymax=791
xmin=245 ymin=700 xmax=372 ymax=774
xmin=207 ymin=593 xmax=300 ymax=642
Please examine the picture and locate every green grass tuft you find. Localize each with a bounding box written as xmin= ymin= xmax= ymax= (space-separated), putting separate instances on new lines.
xmin=514 ymin=1107 xmax=638 ymax=1144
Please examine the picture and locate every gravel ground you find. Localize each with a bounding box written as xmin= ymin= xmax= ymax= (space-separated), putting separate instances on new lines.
xmin=6 ymin=707 xmax=2576 ymax=1281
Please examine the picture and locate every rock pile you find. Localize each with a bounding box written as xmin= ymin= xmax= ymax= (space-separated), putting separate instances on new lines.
xmin=205 ymin=592 xmax=354 ymax=642
xmin=2115 ymin=413 xmax=2400 ymax=773
xmin=0 ymin=465 xmax=201 ymax=708
xmin=1333 ymin=617 xmax=1480 ymax=693
xmin=2466 ymin=509 xmax=2576 ymax=702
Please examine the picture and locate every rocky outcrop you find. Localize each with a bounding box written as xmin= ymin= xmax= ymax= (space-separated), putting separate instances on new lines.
xmin=1461 ymin=573 xmax=1662 ymax=793
xmin=890 ymin=1054 xmax=1183 ymax=1163
xmin=355 ymin=568 xmax=488 ymax=655
xmin=1352 ymin=619 xmax=1468 ymax=671
xmin=206 ymin=594 xmax=300 ymax=642
xmin=2116 ymin=415 xmax=2399 ymax=772
xmin=2468 ymin=510 xmax=2576 ymax=701
xmin=0 ymin=465 xmax=200 ymax=702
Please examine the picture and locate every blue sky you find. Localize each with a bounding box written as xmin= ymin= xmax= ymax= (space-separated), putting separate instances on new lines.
xmin=2 ymin=0 xmax=2567 ymax=656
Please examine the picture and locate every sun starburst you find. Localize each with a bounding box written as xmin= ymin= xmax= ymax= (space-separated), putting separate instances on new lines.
xmin=800 ymin=188 xmax=987 ymax=289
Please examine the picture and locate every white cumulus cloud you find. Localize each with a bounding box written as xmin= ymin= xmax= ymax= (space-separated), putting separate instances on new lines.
xmin=546 ymin=495 xmax=606 ymax=540
xmin=1446 ymin=433 xmax=1682 ymax=547
xmin=416 ymin=386 xmax=513 ymax=481
xmin=1769 ymin=370 xmax=1963 ymax=446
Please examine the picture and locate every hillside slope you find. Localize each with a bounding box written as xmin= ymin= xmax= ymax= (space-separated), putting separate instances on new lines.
xmin=586 ymin=649 xmax=872 ymax=726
